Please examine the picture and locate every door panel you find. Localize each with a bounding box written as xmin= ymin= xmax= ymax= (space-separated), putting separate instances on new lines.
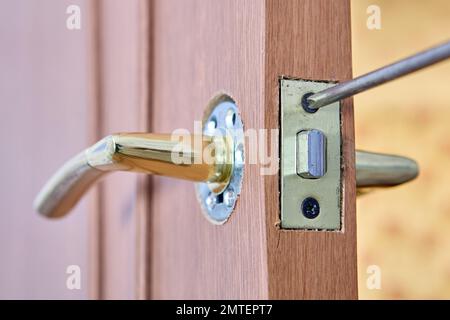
xmin=95 ymin=0 xmax=149 ymax=299
xmin=146 ymin=0 xmax=357 ymax=299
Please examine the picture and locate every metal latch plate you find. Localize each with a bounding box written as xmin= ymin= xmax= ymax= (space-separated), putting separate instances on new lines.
xmin=280 ymin=79 xmax=341 ymax=230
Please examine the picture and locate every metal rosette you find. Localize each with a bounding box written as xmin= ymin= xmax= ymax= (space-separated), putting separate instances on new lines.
xmin=196 ymin=96 xmax=245 ymax=225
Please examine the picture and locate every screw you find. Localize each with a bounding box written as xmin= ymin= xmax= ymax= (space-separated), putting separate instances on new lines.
xmin=223 ymin=189 xmax=236 ymax=207
xmin=301 ymin=92 xmax=318 ymax=113
xmin=301 ymin=197 xmax=320 ymax=219
xmin=225 ymin=109 xmax=236 ymax=128
xmin=205 ymin=193 xmax=217 ymax=210
xmin=206 ymin=117 xmax=217 ymax=134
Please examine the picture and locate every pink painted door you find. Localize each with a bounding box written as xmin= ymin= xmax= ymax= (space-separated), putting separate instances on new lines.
xmin=0 ymin=0 xmax=146 ymax=299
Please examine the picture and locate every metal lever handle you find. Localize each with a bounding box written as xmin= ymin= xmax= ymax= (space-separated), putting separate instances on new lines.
xmin=34 ymin=133 xmax=233 ymax=218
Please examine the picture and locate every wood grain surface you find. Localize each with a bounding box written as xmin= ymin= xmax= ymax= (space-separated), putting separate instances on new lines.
xmin=0 ymin=0 xmax=98 ymax=299
xmin=96 ymin=0 xmax=149 ymax=299
xmin=265 ymin=0 xmax=357 ymax=299
xmin=146 ymin=0 xmax=357 ymax=299
xmin=148 ymin=0 xmax=268 ymax=299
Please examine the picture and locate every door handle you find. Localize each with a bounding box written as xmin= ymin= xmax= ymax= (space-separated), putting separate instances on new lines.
xmin=33 ymin=133 xmax=233 ymax=218
xmin=34 ymin=97 xmax=246 ymax=224
xmin=34 ymin=98 xmax=419 ymax=222
xmin=355 ymin=150 xmax=418 ymax=190
xmin=34 ymin=136 xmax=418 ymax=220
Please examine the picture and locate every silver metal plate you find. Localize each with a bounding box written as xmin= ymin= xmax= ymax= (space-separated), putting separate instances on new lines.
xmin=280 ymin=79 xmax=341 ymax=230
xmin=196 ymin=97 xmax=244 ymax=225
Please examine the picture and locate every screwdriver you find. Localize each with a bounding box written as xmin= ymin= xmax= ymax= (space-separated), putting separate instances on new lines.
xmin=306 ymin=41 xmax=450 ymax=110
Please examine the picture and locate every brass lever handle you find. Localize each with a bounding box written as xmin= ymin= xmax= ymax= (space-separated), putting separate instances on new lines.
xmin=34 ymin=96 xmax=244 ymax=224
xmin=34 ymin=133 xmax=233 ymax=218
xmin=34 ymin=135 xmax=419 ymax=218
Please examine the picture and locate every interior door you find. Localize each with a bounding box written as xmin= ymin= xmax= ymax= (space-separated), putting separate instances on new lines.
xmin=0 ymin=0 xmax=147 ymax=300
xmin=1 ymin=0 xmax=357 ymax=299
xmin=143 ymin=0 xmax=357 ymax=299
xmin=6 ymin=0 xmax=450 ymax=301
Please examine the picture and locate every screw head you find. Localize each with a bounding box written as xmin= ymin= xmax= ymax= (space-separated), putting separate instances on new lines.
xmin=234 ymin=143 xmax=244 ymax=169
xmin=206 ymin=118 xmax=217 ymax=134
xmin=223 ymin=189 xmax=236 ymax=207
xmin=301 ymin=197 xmax=320 ymax=219
xmin=205 ymin=194 xmax=217 ymax=210
xmin=225 ymin=109 xmax=236 ymax=128
xmin=301 ymin=92 xmax=317 ymax=114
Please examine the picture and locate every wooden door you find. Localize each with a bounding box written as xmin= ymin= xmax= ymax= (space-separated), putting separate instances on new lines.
xmin=0 ymin=0 xmax=356 ymax=299
xmin=0 ymin=0 xmax=100 ymax=299
xmin=141 ymin=0 xmax=357 ymax=299
xmin=0 ymin=0 xmax=146 ymax=299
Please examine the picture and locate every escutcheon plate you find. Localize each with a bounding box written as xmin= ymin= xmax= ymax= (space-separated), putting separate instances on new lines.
xmin=196 ymin=95 xmax=244 ymax=225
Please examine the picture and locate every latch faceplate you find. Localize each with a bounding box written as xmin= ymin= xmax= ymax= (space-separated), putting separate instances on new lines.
xmin=280 ymin=79 xmax=342 ymax=230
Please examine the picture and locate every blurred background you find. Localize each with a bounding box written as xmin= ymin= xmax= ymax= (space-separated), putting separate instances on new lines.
xmin=351 ymin=0 xmax=450 ymax=299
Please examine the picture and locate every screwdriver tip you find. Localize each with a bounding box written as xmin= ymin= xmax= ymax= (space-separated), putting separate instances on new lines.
xmin=305 ymin=94 xmax=322 ymax=110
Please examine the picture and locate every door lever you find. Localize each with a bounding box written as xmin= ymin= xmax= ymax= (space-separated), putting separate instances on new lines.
xmin=34 ymin=95 xmax=418 ymax=222
xmin=33 ymin=133 xmax=233 ymax=218
xmin=34 ymin=97 xmax=245 ymax=224
xmin=355 ymin=150 xmax=418 ymax=189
